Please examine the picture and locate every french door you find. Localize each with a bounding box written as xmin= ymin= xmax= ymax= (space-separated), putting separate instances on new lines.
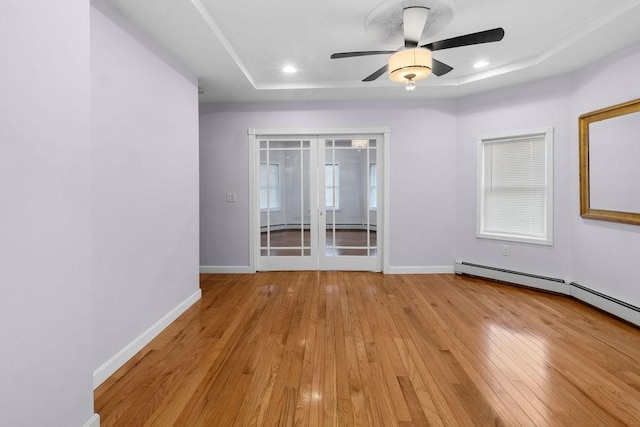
xmin=251 ymin=131 xmax=384 ymax=271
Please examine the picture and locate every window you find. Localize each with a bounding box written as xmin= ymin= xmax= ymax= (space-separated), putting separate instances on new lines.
xmin=477 ymin=128 xmax=553 ymax=245
xmin=325 ymin=164 xmax=339 ymax=209
xmin=369 ymin=163 xmax=377 ymax=210
xmin=260 ymin=163 xmax=280 ymax=210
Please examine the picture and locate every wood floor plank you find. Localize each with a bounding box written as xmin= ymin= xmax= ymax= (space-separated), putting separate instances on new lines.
xmin=95 ymin=272 xmax=640 ymax=426
xmin=292 ymin=273 xmax=320 ymax=427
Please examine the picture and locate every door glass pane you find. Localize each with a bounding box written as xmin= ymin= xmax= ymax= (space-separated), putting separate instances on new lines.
xmin=302 ymin=147 xmax=311 ymax=250
xmin=259 ymin=150 xmax=270 ymax=255
xmin=324 ymin=138 xmax=376 ymax=257
xmin=260 ymin=140 xmax=309 ymax=257
xmin=269 ymin=140 xmax=300 ymax=149
xmin=325 ymin=164 xmax=339 ymax=209
xmin=334 ymin=139 xmax=352 ymax=148
xmin=369 ymin=148 xmax=378 ymax=250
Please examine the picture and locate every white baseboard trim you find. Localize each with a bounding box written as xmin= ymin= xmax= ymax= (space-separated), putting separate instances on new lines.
xmin=83 ymin=413 xmax=100 ymax=427
xmin=454 ymin=261 xmax=570 ymax=295
xmin=93 ymin=289 xmax=202 ymax=389
xmin=200 ymin=265 xmax=252 ymax=274
xmin=386 ymin=266 xmax=454 ymax=275
xmin=570 ymin=282 xmax=640 ymax=327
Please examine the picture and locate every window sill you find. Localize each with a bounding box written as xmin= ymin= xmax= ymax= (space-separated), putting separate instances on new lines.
xmin=476 ymin=232 xmax=553 ymax=246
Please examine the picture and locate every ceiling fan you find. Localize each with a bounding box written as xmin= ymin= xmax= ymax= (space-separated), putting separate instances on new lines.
xmin=330 ymin=6 xmax=504 ymax=90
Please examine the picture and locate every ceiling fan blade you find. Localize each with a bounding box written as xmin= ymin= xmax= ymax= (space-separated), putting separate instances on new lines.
xmin=403 ymin=6 xmax=430 ymax=48
xmin=422 ymin=27 xmax=505 ymax=52
xmin=432 ymin=58 xmax=453 ymax=76
xmin=363 ymin=64 xmax=388 ymax=82
xmin=331 ymin=50 xmax=396 ymax=59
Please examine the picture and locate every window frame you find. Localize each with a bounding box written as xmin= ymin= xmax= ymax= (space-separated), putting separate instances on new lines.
xmin=476 ymin=127 xmax=554 ymax=246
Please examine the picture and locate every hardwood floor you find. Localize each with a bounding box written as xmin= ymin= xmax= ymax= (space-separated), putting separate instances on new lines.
xmin=95 ymin=272 xmax=640 ymax=426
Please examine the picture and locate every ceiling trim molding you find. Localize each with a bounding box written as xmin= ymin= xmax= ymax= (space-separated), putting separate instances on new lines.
xmin=248 ymin=127 xmax=391 ymax=136
xmin=537 ymin=0 xmax=640 ymax=64
xmin=188 ymin=0 xmax=256 ymax=88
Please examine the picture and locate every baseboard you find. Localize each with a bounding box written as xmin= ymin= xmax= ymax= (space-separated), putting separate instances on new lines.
xmin=200 ymin=265 xmax=252 ymax=274
xmin=93 ymin=289 xmax=202 ymax=389
xmin=386 ymin=266 xmax=454 ymax=274
xmin=454 ymin=261 xmax=570 ymax=295
xmin=570 ymin=282 xmax=640 ymax=327
xmin=83 ymin=413 xmax=100 ymax=427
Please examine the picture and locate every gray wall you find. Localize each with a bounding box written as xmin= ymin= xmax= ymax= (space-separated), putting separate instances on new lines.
xmin=0 ymin=1 xmax=94 ymax=426
xmin=199 ymin=102 xmax=458 ymax=268
xmin=91 ymin=0 xmax=200 ymax=371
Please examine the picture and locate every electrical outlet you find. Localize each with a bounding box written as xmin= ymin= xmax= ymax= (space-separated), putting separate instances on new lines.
xmin=501 ymin=245 xmax=510 ymax=256
xmin=226 ymin=192 xmax=236 ymax=202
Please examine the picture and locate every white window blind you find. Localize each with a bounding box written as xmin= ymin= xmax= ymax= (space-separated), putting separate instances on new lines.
xmin=478 ymin=129 xmax=553 ymax=244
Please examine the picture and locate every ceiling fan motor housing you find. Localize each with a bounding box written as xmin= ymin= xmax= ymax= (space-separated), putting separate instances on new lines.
xmin=388 ymin=48 xmax=433 ymax=82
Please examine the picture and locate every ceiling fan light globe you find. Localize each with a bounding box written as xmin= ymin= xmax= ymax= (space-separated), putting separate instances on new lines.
xmin=388 ymin=48 xmax=432 ymax=83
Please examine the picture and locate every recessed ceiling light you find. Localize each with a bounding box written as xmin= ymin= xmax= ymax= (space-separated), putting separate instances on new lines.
xmin=282 ymin=65 xmax=297 ymax=74
xmin=474 ymin=60 xmax=489 ymax=69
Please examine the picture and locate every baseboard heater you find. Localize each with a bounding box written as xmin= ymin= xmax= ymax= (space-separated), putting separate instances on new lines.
xmin=454 ymin=261 xmax=639 ymax=327
xmin=569 ymin=281 xmax=640 ymax=327
xmin=454 ymin=261 xmax=570 ymax=294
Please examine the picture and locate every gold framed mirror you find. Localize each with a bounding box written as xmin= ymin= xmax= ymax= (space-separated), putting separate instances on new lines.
xmin=579 ymin=98 xmax=640 ymax=225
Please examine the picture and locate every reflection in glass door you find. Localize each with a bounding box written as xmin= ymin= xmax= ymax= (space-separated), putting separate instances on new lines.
xmin=320 ymin=138 xmax=379 ymax=271
xmin=254 ymin=134 xmax=382 ymax=272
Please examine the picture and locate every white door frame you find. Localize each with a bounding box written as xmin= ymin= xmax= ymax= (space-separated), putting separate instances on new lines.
xmin=248 ymin=127 xmax=391 ymax=273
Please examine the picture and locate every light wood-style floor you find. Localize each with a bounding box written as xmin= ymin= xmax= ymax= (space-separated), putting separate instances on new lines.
xmin=95 ymin=272 xmax=640 ymax=426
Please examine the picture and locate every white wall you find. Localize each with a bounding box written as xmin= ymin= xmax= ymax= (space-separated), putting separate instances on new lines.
xmin=199 ymin=101 xmax=458 ymax=269
xmin=91 ymin=0 xmax=200 ymax=373
xmin=455 ymin=75 xmax=573 ymax=279
xmin=570 ymin=41 xmax=640 ymax=307
xmin=0 ymin=2 xmax=95 ymax=426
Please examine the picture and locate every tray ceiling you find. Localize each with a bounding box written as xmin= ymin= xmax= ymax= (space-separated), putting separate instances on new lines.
xmin=107 ymin=0 xmax=640 ymax=103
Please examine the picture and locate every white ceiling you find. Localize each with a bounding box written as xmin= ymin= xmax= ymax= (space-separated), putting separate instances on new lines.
xmin=108 ymin=0 xmax=640 ymax=103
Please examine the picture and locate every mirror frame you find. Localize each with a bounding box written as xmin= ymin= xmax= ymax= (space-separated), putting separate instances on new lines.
xmin=579 ymin=98 xmax=640 ymax=225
